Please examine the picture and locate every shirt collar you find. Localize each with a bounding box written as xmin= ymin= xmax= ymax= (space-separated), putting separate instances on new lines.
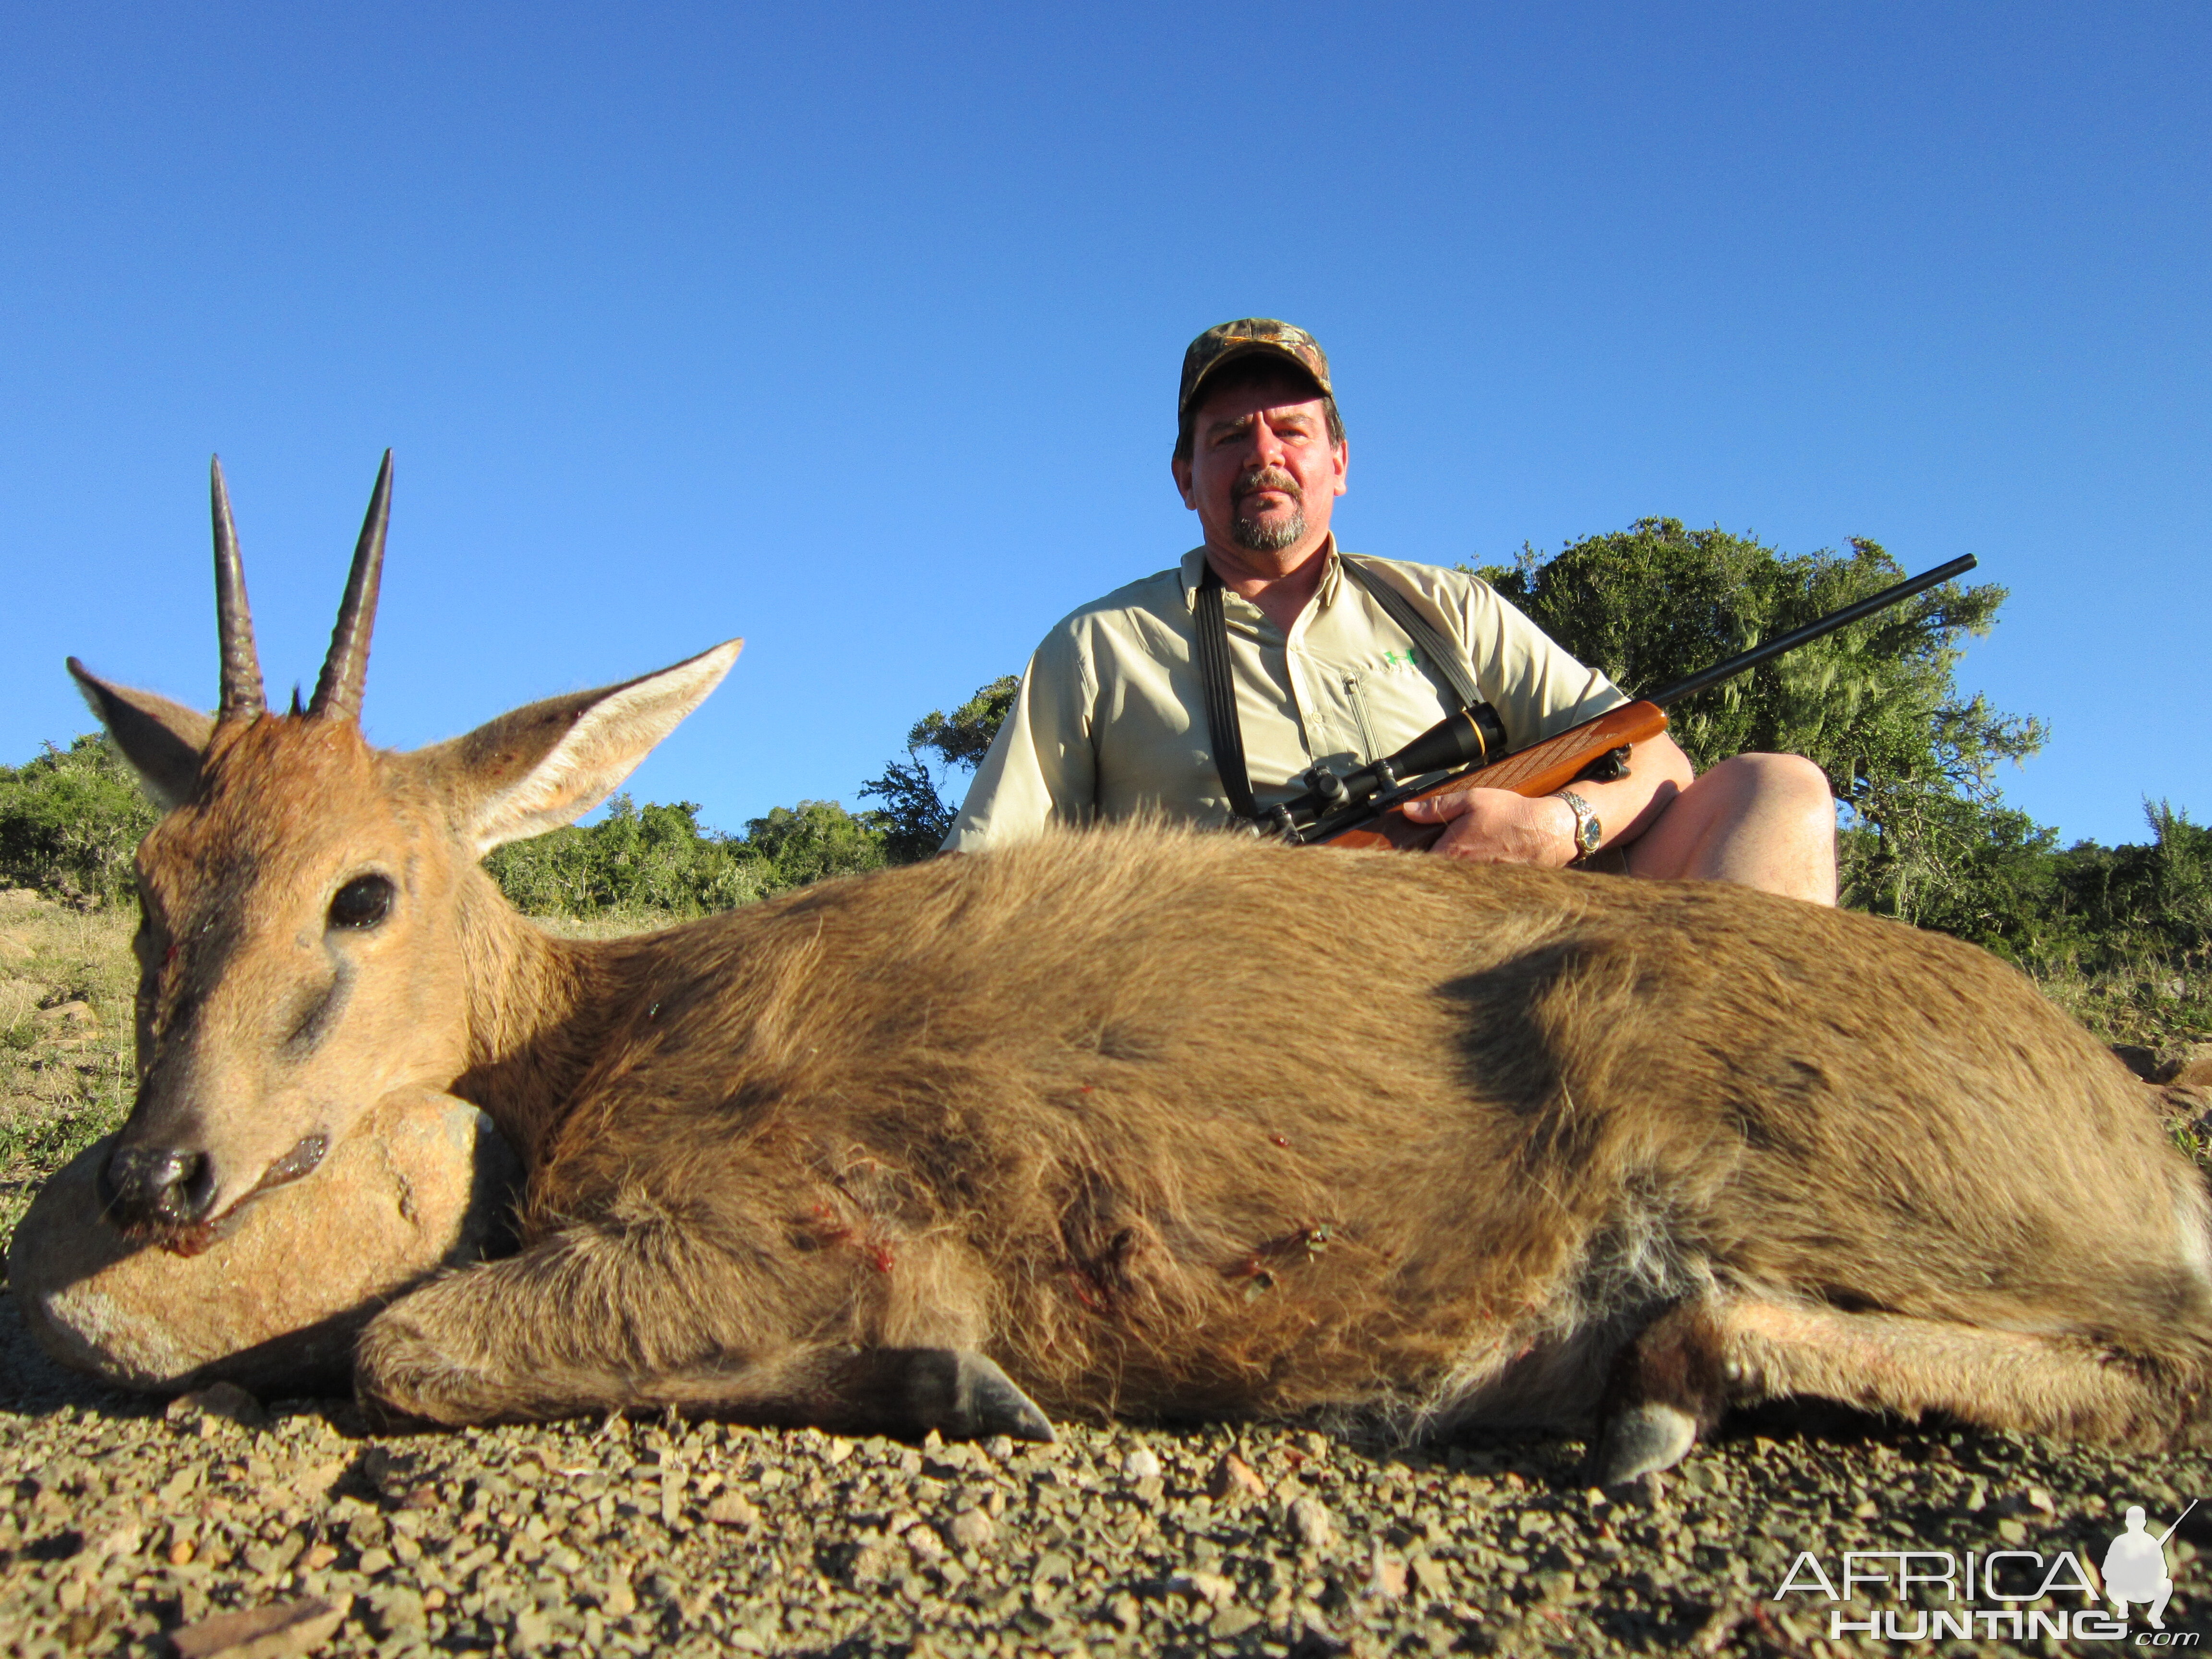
xmin=1177 ymin=535 xmax=1343 ymax=614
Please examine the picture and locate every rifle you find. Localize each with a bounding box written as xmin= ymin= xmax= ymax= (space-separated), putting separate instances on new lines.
xmin=1261 ymin=554 xmax=1979 ymax=852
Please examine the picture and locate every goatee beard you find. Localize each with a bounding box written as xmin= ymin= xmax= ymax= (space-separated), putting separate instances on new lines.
xmin=1230 ymin=465 xmax=1307 ymax=552
xmin=1231 ymin=509 xmax=1308 ymax=553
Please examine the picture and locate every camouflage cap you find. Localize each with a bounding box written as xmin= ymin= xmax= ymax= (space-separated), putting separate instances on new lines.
xmin=1178 ymin=318 xmax=1333 ymax=419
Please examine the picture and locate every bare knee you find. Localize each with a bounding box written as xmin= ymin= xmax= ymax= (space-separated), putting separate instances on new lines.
xmin=1709 ymin=753 xmax=1835 ymax=848
xmin=1631 ymin=752 xmax=1837 ymax=902
xmin=1706 ymin=752 xmax=1831 ymax=812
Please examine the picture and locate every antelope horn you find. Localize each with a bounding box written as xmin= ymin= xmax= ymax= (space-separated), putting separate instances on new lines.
xmin=210 ymin=457 xmax=267 ymax=721
xmin=308 ymin=450 xmax=393 ymax=722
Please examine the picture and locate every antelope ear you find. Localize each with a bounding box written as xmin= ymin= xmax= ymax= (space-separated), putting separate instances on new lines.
xmin=424 ymin=639 xmax=743 ymax=855
xmin=67 ymin=658 xmax=216 ymax=810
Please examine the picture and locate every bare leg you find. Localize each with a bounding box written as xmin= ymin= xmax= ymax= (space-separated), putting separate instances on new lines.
xmin=355 ymin=1228 xmax=1053 ymax=1442
xmin=1623 ymin=753 xmax=1838 ymax=905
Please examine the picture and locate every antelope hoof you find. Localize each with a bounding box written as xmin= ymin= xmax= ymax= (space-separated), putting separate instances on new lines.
xmin=902 ymin=1349 xmax=1057 ymax=1444
xmin=1588 ymin=1401 xmax=1701 ymax=1486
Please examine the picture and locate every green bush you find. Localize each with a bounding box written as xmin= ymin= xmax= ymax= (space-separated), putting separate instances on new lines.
xmin=0 ymin=734 xmax=160 ymax=904
xmin=739 ymin=800 xmax=891 ymax=890
xmin=481 ymin=795 xmax=894 ymax=919
xmin=481 ymin=794 xmax=774 ymax=919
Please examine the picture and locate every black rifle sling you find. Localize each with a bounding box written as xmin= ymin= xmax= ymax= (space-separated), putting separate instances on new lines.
xmin=1192 ymin=565 xmax=1258 ymax=819
xmin=1193 ymin=555 xmax=1490 ymax=822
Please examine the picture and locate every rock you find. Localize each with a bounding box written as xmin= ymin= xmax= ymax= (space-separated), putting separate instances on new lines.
xmin=2175 ymin=1044 xmax=2212 ymax=1089
xmin=843 ymin=1541 xmax=897 ymax=1585
xmin=945 ymin=1507 xmax=994 ymax=1550
xmin=1363 ymin=1539 xmax=1407 ymax=1599
xmin=1286 ymin=1494 xmax=1335 ymax=1552
xmin=165 ymin=1380 xmax=267 ymax=1429
xmin=1122 ymin=1446 xmax=1162 ymax=1480
xmin=1174 ymin=1570 xmax=1236 ymax=1608
xmin=167 ymin=1594 xmax=349 ymax=1659
xmin=1206 ymin=1452 xmax=1268 ymax=1502
xmin=703 ymin=1491 xmax=759 ymax=1528
xmin=33 ymin=999 xmax=94 ymax=1027
xmin=2116 ymin=1040 xmax=2212 ymax=1088
xmin=6 ymin=1088 xmax=521 ymax=1396
xmin=362 ymin=1585 xmax=427 ymax=1638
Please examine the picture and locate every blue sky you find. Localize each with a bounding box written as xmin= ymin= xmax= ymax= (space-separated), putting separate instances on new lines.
xmin=3 ymin=4 xmax=2204 ymax=846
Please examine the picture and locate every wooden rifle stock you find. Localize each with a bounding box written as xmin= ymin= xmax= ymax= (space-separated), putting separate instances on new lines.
xmin=1320 ymin=701 xmax=1671 ymax=851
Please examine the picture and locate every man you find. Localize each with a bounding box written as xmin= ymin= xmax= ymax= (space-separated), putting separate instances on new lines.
xmin=2103 ymin=1505 xmax=2177 ymax=1629
xmin=944 ymin=318 xmax=1838 ymax=903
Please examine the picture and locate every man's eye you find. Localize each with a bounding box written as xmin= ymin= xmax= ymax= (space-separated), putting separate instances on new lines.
xmin=328 ymin=875 xmax=396 ymax=930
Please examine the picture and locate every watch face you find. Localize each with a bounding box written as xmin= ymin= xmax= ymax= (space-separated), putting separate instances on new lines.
xmin=1580 ymin=815 xmax=1603 ymax=854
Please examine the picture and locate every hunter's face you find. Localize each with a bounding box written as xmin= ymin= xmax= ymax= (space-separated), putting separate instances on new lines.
xmin=1173 ymin=370 xmax=1347 ymax=564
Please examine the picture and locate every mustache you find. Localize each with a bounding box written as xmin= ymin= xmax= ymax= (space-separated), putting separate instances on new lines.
xmin=1233 ymin=466 xmax=1302 ymax=502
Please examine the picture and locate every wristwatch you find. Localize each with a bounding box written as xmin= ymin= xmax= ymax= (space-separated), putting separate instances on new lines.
xmin=1553 ymin=789 xmax=1603 ymax=864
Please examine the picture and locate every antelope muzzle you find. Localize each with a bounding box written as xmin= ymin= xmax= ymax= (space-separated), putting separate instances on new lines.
xmin=101 ymin=1144 xmax=217 ymax=1237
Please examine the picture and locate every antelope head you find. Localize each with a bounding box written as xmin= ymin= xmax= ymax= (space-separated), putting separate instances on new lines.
xmin=71 ymin=456 xmax=740 ymax=1248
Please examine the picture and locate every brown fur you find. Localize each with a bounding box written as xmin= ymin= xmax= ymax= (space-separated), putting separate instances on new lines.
xmin=374 ymin=820 xmax=2212 ymax=1445
xmin=76 ymin=601 xmax=2212 ymax=1472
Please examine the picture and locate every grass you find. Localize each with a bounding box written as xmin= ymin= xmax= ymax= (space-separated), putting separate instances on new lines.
xmin=0 ymin=890 xmax=139 ymax=1247
xmin=0 ymin=893 xmax=2204 ymax=1257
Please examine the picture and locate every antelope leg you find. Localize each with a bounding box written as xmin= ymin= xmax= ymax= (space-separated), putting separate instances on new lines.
xmin=353 ymin=1228 xmax=1050 ymax=1442
xmin=1588 ymin=1299 xmax=1730 ymax=1486
xmin=1714 ymin=1295 xmax=2200 ymax=1450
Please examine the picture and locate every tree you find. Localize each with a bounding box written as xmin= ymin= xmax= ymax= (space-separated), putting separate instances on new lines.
xmin=1476 ymin=518 xmax=2043 ymax=928
xmin=858 ymin=675 xmax=1021 ymax=862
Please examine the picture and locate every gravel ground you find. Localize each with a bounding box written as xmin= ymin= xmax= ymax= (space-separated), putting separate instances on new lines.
xmin=5 ymin=1295 xmax=2210 ymax=1659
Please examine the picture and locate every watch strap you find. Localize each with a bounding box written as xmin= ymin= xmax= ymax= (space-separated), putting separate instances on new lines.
xmin=1553 ymin=788 xmax=1602 ymax=863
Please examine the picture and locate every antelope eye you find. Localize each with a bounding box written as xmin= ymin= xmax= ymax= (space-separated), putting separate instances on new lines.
xmin=328 ymin=875 xmax=396 ymax=931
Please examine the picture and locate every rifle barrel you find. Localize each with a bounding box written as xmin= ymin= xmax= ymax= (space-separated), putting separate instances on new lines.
xmin=1645 ymin=554 xmax=1978 ymax=709
xmin=2157 ymin=1498 xmax=2199 ymax=1547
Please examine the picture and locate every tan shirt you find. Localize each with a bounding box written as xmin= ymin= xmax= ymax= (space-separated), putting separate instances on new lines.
xmin=943 ymin=542 xmax=1627 ymax=850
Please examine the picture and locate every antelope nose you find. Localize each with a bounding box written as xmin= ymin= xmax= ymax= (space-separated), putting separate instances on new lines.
xmin=102 ymin=1145 xmax=215 ymax=1226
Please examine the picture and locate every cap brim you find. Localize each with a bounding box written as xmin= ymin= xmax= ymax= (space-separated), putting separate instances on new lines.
xmin=1180 ymin=342 xmax=1330 ymax=417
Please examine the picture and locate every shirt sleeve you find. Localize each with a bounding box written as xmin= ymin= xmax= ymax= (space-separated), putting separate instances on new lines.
xmin=939 ymin=624 xmax=1099 ymax=852
xmin=1450 ymin=574 xmax=1627 ymax=746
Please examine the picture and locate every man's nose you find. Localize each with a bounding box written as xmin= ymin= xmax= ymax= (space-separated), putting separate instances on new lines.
xmin=1249 ymin=419 xmax=1287 ymax=466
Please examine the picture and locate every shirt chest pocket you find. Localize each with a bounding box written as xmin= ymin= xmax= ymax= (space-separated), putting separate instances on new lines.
xmin=1340 ymin=663 xmax=1457 ymax=764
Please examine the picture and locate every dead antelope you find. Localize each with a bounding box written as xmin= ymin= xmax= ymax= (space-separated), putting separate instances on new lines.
xmin=69 ymin=456 xmax=2212 ymax=1482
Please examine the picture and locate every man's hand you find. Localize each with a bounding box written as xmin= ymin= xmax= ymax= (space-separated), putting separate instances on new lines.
xmin=1400 ymin=787 xmax=1580 ymax=866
